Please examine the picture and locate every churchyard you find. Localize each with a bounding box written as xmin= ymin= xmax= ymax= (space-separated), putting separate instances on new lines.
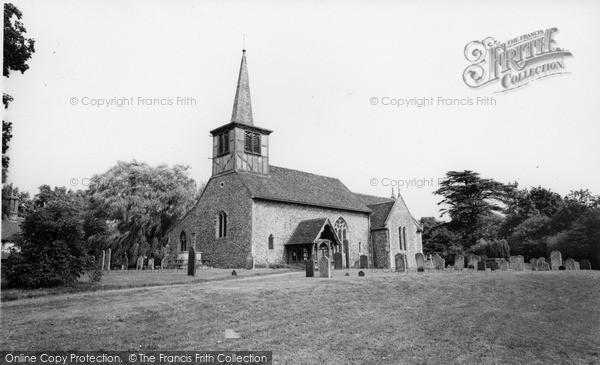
xmin=1 ymin=268 xmax=599 ymax=364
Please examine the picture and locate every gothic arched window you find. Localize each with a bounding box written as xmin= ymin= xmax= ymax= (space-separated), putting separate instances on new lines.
xmin=268 ymin=234 xmax=274 ymax=250
xmin=334 ymin=217 xmax=348 ymax=244
xmin=179 ymin=231 xmax=187 ymax=252
xmin=402 ymin=227 xmax=407 ymax=250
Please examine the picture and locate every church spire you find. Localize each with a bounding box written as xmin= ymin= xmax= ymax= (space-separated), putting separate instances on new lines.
xmin=230 ymin=50 xmax=253 ymax=126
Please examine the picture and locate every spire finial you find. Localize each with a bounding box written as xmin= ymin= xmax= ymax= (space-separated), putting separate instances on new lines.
xmin=391 ymin=187 xmax=396 ymax=199
xmin=230 ymin=49 xmax=253 ymax=125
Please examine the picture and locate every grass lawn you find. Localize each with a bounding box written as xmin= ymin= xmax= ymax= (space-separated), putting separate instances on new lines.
xmin=1 ymin=270 xmax=599 ymax=364
xmin=0 ymin=268 xmax=294 ymax=301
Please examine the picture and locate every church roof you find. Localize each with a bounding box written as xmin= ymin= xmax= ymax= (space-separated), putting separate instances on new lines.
xmin=367 ymin=201 xmax=395 ymax=230
xmin=236 ymin=166 xmax=372 ymax=213
xmin=354 ymin=193 xmax=395 ymax=206
xmin=286 ymin=218 xmax=328 ymax=246
xmin=230 ymin=50 xmax=253 ymax=126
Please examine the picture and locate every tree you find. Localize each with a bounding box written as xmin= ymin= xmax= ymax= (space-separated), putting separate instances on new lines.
xmin=3 ymin=3 xmax=35 ymax=182
xmin=2 ymin=188 xmax=91 ymax=288
xmin=86 ymin=161 xmax=199 ymax=266
xmin=501 ymin=186 xmax=563 ymax=238
xmin=548 ymin=208 xmax=600 ymax=269
xmin=420 ymin=217 xmax=463 ymax=259
xmin=434 ymin=170 xmax=515 ymax=247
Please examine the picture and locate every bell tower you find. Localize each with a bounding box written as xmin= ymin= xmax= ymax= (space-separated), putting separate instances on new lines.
xmin=210 ymin=50 xmax=272 ymax=176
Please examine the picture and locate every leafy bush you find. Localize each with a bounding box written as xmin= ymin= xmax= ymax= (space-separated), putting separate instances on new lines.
xmin=1 ymin=199 xmax=91 ymax=288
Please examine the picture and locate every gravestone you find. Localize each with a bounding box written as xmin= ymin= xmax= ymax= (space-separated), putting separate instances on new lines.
xmin=550 ymin=251 xmax=563 ymax=271
xmin=486 ymin=259 xmax=500 ymax=271
xmin=574 ymin=261 xmax=580 ymax=270
xmin=231 ymin=270 xmax=237 ymax=276
xmin=536 ymin=257 xmax=549 ymax=271
xmin=333 ymin=252 xmax=343 ymax=270
xmin=136 ymin=256 xmax=144 ymax=270
xmin=245 ymin=252 xmax=254 ymax=270
xmin=319 ymin=256 xmax=331 ymax=278
xmin=509 ymin=256 xmax=518 ymax=270
xmin=359 ymin=255 xmax=368 ymax=269
xmin=499 ymin=260 xmax=509 ymax=271
xmin=516 ymin=255 xmax=525 ymax=270
xmin=477 ymin=261 xmax=486 ymax=271
xmin=580 ymin=259 xmax=591 ymax=270
xmin=160 ymin=259 xmax=166 ymax=270
xmin=468 ymin=255 xmax=481 ymax=269
xmin=188 ymin=247 xmax=196 ymax=276
xmin=433 ymin=253 xmax=445 ymax=270
xmin=530 ymin=258 xmax=538 ymax=271
xmin=564 ymin=258 xmax=575 ymax=270
xmin=455 ymin=255 xmax=464 ymax=270
xmin=106 ymin=248 xmax=112 ymax=271
xmin=101 ymin=250 xmax=106 ymax=271
xmin=524 ymin=263 xmax=531 ymax=270
xmin=306 ymin=260 xmax=314 ymax=277
xmin=395 ymin=253 xmax=406 ymax=272
xmin=358 ymin=271 xmax=365 ymax=277
xmin=148 ymin=258 xmax=155 ymax=271
xmin=415 ymin=253 xmax=425 ymax=270
xmin=424 ymin=259 xmax=434 ymax=270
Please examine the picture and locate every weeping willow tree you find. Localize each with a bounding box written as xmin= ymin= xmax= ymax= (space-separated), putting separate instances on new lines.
xmin=85 ymin=161 xmax=200 ymax=267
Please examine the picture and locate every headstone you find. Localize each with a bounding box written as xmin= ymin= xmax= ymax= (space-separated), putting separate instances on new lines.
xmin=424 ymin=259 xmax=434 ymax=270
xmin=468 ymin=255 xmax=481 ymax=268
xmin=245 ymin=252 xmax=254 ymax=270
xmin=509 ymin=256 xmax=518 ymax=270
xmin=516 ymin=255 xmax=525 ymax=271
xmin=395 ymin=253 xmax=406 ymax=272
xmin=359 ymin=255 xmax=368 ymax=269
xmin=333 ymin=252 xmax=343 ymax=270
xmin=530 ymin=258 xmax=538 ymax=271
xmin=136 ymin=256 xmax=144 ymax=270
xmin=536 ymin=257 xmax=549 ymax=271
xmin=101 ymin=250 xmax=106 ymax=271
xmin=188 ymin=247 xmax=196 ymax=276
xmin=499 ymin=260 xmax=509 ymax=271
xmin=574 ymin=261 xmax=580 ymax=270
xmin=319 ymin=256 xmax=331 ymax=278
xmin=415 ymin=253 xmax=425 ymax=270
xmin=160 ymin=259 xmax=166 ymax=270
xmin=486 ymin=259 xmax=500 ymax=271
xmin=358 ymin=271 xmax=365 ymax=277
xmin=455 ymin=255 xmax=464 ymax=269
xmin=148 ymin=258 xmax=155 ymax=271
xmin=564 ymin=258 xmax=575 ymax=270
xmin=306 ymin=260 xmax=314 ymax=277
xmin=580 ymin=259 xmax=591 ymax=270
xmin=433 ymin=253 xmax=445 ymax=269
xmin=231 ymin=270 xmax=237 ymax=276
xmin=477 ymin=261 xmax=486 ymax=271
xmin=550 ymin=251 xmax=563 ymax=271
xmin=524 ymin=263 xmax=531 ymax=271
xmin=106 ymin=248 xmax=112 ymax=271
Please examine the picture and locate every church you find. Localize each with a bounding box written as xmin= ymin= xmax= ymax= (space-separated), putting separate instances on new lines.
xmin=168 ymin=51 xmax=423 ymax=270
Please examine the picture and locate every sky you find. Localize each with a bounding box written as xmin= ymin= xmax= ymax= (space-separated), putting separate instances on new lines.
xmin=3 ymin=0 xmax=600 ymax=220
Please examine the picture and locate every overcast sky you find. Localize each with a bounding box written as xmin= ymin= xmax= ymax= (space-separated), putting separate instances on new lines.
xmin=4 ymin=0 xmax=600 ymax=219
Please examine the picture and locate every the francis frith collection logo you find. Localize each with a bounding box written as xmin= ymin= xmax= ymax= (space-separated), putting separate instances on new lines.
xmin=463 ymin=28 xmax=572 ymax=92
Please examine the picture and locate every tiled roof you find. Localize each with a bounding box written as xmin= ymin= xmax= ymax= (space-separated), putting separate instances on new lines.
xmin=286 ymin=218 xmax=328 ymax=246
xmin=2 ymin=218 xmax=23 ymax=242
xmin=367 ymin=202 xmax=395 ymax=230
xmin=237 ymin=166 xmax=371 ymax=213
xmin=354 ymin=193 xmax=395 ymax=206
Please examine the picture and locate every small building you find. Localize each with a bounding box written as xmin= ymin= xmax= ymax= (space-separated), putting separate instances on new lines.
xmin=169 ymin=51 xmax=423 ymax=269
